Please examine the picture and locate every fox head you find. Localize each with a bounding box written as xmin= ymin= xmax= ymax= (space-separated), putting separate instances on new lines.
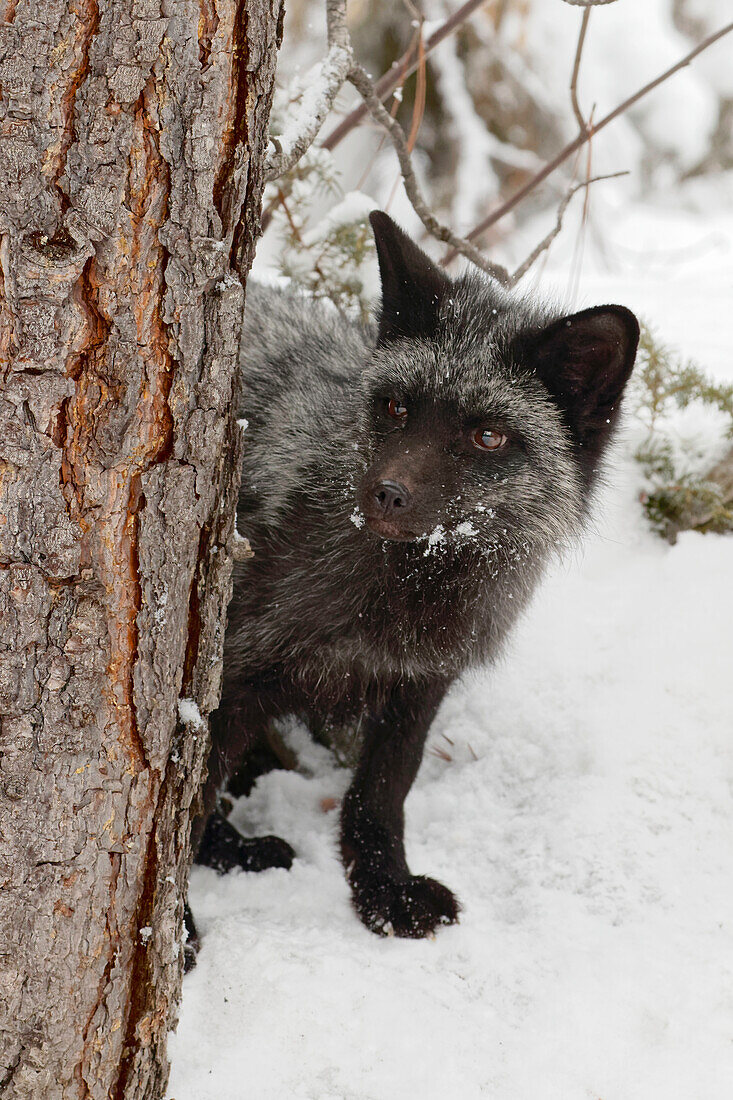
xmin=355 ymin=212 xmax=639 ymax=553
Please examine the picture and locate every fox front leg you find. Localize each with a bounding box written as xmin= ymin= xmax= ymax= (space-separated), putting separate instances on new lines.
xmin=340 ymin=677 xmax=460 ymax=937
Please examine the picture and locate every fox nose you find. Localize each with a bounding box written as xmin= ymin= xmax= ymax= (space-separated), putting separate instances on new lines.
xmin=373 ymin=479 xmax=412 ymax=515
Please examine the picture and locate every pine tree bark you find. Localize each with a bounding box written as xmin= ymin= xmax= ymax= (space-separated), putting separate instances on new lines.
xmin=0 ymin=1 xmax=281 ymax=1095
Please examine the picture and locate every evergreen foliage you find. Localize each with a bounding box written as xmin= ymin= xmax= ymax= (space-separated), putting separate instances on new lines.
xmin=631 ymin=324 xmax=733 ymax=540
xmin=266 ymin=88 xmax=376 ymax=322
xmin=276 ymin=191 xmax=376 ymax=324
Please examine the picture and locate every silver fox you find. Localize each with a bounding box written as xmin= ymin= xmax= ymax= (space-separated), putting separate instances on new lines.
xmin=191 ymin=211 xmax=639 ymax=944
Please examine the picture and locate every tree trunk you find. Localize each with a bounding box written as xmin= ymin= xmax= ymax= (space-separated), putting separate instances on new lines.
xmin=0 ymin=1 xmax=281 ymax=1095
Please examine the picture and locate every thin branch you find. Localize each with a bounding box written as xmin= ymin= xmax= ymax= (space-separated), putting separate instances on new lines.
xmin=569 ymin=7 xmax=592 ymax=132
xmin=322 ymin=0 xmax=489 ymax=152
xmin=401 ymin=0 xmax=423 ymax=24
xmin=264 ymin=2 xmax=732 ymax=296
xmin=385 ymin=19 xmax=427 ymax=209
xmin=510 ymin=170 xmax=628 ymax=284
xmin=348 ymin=62 xmax=511 ymax=283
xmin=353 ymin=60 xmax=409 ymax=191
xmin=443 ymin=17 xmax=733 ymax=262
xmin=405 ymin=23 xmax=427 ymax=154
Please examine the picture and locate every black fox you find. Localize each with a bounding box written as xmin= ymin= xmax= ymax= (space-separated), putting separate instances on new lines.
xmin=192 ymin=211 xmax=639 ymax=941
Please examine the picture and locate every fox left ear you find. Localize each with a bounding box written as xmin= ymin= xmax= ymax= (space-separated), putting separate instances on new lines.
xmin=369 ymin=211 xmax=452 ymax=343
xmin=532 ymin=305 xmax=639 ymax=451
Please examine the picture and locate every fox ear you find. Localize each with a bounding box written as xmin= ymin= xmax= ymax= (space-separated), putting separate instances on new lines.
xmin=532 ymin=305 xmax=639 ymax=451
xmin=370 ymin=211 xmax=452 ymax=342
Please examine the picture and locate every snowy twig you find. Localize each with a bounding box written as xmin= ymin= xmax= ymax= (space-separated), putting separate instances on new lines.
xmin=264 ymin=0 xmax=353 ymax=182
xmin=265 ymin=2 xmax=732 ymax=287
xmin=510 ymin=171 xmax=628 ymax=285
xmin=348 ymin=62 xmax=510 ymax=284
xmin=261 ymin=0 xmax=541 ymax=228
xmin=444 ymin=17 xmax=733 ymax=261
xmin=569 ymin=7 xmax=592 ymax=133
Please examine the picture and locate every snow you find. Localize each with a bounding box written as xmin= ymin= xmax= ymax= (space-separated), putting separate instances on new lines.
xmin=169 ymin=192 xmax=733 ymax=1098
xmin=455 ymin=520 xmax=478 ymax=539
xmin=427 ymin=21 xmax=501 ymax=228
xmin=216 ymin=271 xmax=240 ymax=291
xmin=313 ymin=189 xmax=377 ymax=234
xmin=684 ymin=1 xmax=733 ymax=97
xmin=271 ymin=43 xmax=352 ymax=166
xmin=178 ymin=697 xmax=207 ymax=731
xmin=421 ymin=523 xmax=446 ymax=555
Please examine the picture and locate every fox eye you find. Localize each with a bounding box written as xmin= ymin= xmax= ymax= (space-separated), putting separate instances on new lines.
xmin=473 ymin=428 xmax=508 ymax=451
xmin=387 ymin=398 xmax=408 ymax=422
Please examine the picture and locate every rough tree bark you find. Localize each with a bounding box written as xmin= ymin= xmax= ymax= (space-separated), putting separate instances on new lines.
xmin=0 ymin=1 xmax=281 ymax=1096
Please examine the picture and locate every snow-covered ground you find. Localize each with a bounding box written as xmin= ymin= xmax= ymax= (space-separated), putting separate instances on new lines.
xmin=168 ymin=198 xmax=733 ymax=1099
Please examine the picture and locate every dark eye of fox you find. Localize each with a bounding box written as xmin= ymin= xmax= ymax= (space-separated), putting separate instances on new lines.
xmin=473 ymin=428 xmax=508 ymax=451
xmin=386 ymin=398 xmax=408 ymax=421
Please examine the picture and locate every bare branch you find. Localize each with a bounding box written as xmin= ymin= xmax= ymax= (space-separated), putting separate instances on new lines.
xmin=509 ymin=171 xmax=628 ymax=284
xmin=569 ymin=7 xmax=592 ymax=132
xmin=444 ymin=17 xmax=733 ymax=262
xmin=264 ymin=0 xmax=353 ymax=182
xmin=348 ymin=62 xmax=511 ymax=284
xmin=326 ymin=0 xmax=351 ymax=50
xmin=322 ymin=0 xmax=489 ymax=152
xmin=405 ymin=24 xmax=427 ymax=155
xmin=266 ymin=1 xmax=732 ymax=296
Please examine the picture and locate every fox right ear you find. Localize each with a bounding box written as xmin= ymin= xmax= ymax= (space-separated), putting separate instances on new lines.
xmin=370 ymin=211 xmax=452 ymax=343
xmin=532 ymin=304 xmax=640 ymax=453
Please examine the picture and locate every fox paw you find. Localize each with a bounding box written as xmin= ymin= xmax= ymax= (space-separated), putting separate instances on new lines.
xmin=196 ymin=811 xmax=294 ymax=874
xmin=351 ymin=873 xmax=460 ymax=938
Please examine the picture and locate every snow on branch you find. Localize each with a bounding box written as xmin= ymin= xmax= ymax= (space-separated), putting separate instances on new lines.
xmin=261 ymin=0 xmax=488 ymax=233
xmin=263 ymin=45 xmax=352 ymax=183
xmin=265 ymin=0 xmax=510 ymax=282
xmin=264 ymin=0 xmax=353 ymax=183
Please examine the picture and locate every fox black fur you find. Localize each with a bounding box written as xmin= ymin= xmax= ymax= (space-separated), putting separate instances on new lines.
xmin=192 ymin=211 xmax=639 ymax=941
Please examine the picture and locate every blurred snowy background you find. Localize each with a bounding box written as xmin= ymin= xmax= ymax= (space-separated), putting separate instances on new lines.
xmin=255 ymin=0 xmax=733 ymax=310
xmin=169 ymin=2 xmax=733 ymax=1097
